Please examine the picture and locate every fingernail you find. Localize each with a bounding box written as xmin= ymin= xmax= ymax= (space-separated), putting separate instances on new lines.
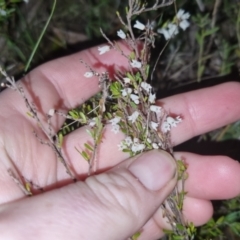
xmin=129 ymin=150 xmax=176 ymax=191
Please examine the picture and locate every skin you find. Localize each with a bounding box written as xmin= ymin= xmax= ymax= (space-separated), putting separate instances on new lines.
xmin=0 ymin=43 xmax=240 ymax=240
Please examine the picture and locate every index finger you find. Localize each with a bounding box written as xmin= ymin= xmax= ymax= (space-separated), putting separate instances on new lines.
xmin=0 ymin=42 xmax=131 ymax=117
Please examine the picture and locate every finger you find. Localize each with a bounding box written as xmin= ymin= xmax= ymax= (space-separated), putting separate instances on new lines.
xmin=174 ymin=152 xmax=240 ymax=200
xmin=28 ymin=42 xmax=131 ymax=108
xmin=159 ymin=82 xmax=240 ymax=145
xmin=0 ymin=150 xmax=177 ymax=240
xmin=0 ymin=42 xmax=130 ymax=128
xmin=63 ymin=127 xmax=240 ymax=201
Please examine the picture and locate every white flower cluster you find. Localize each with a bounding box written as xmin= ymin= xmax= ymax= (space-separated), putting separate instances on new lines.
xmin=158 ymin=9 xmax=190 ymax=40
xmin=120 ymin=85 xmax=140 ymax=104
xmin=147 ymin=138 xmax=163 ymax=149
xmin=82 ymin=16 xmax=183 ymax=156
xmin=120 ymin=79 xmax=159 ymax=112
xmin=118 ymin=136 xmax=145 ymax=153
xmin=161 ymin=116 xmax=182 ymax=133
xmin=83 ymin=11 xmax=190 ymax=77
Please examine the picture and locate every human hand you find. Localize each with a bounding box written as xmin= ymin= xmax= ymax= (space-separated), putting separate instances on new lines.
xmin=0 ymin=43 xmax=240 ymax=240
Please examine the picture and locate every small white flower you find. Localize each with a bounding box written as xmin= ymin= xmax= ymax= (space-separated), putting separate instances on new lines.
xmin=109 ymin=116 xmax=121 ymax=125
xmin=131 ymin=143 xmax=145 ymax=153
xmin=117 ymin=141 xmax=125 ymax=151
xmin=121 ymin=88 xmax=132 ymax=97
xmin=124 ymin=136 xmax=133 ymax=146
xmin=138 ymin=143 xmax=146 ymax=151
xmin=130 ymin=94 xmax=140 ymax=104
xmin=162 ymin=121 xmax=171 ymax=133
xmin=151 ymin=121 xmax=159 ymax=131
xmin=179 ymin=20 xmax=190 ymax=31
xmin=152 ymin=143 xmax=159 ymax=149
xmin=176 ymin=9 xmax=190 ymax=20
xmin=123 ymin=77 xmax=131 ymax=84
xmin=98 ymin=45 xmax=110 ymax=55
xmin=158 ymin=23 xmax=179 ymax=40
xmin=133 ymin=20 xmax=145 ymax=30
xmin=130 ymin=59 xmax=142 ymax=69
xmin=176 ymin=9 xmax=190 ymax=31
xmin=157 ymin=28 xmax=171 ymax=40
xmin=141 ymin=82 xmax=152 ymax=93
xmin=89 ymin=118 xmax=97 ymax=127
xmin=117 ymin=29 xmax=126 ymax=39
xmin=149 ymin=93 xmax=156 ymax=103
xmin=111 ymin=124 xmax=120 ymax=134
xmin=167 ymin=116 xmax=182 ymax=127
xmin=48 ymin=109 xmax=55 ymax=117
xmin=84 ymin=72 xmax=94 ymax=78
xmin=161 ymin=116 xmax=182 ymax=133
xmin=150 ymin=105 xmax=162 ymax=113
xmin=128 ymin=111 xmax=139 ymax=123
xmin=131 ymin=144 xmax=138 ymax=153
xmin=168 ymin=23 xmax=179 ymax=36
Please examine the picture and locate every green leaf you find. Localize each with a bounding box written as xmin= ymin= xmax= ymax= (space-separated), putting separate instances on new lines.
xmin=131 ymin=232 xmax=141 ymax=240
xmin=110 ymin=81 xmax=122 ymax=97
xmin=81 ymin=150 xmax=90 ymax=161
xmin=129 ymin=51 xmax=135 ymax=60
xmin=135 ymin=71 xmax=142 ymax=83
xmin=79 ymin=111 xmax=87 ymax=123
xmin=86 ymin=129 xmax=94 ymax=138
xmin=84 ymin=143 xmax=94 ymax=152
xmin=203 ymin=27 xmax=219 ymax=37
xmin=69 ymin=109 xmax=79 ymax=119
xmin=195 ymin=32 xmax=202 ymax=45
xmin=145 ymin=64 xmax=150 ymax=77
xmin=216 ymin=216 xmax=225 ymax=225
xmin=126 ymin=72 xmax=135 ymax=81
xmin=24 ymin=0 xmax=57 ymax=72
xmin=229 ymin=222 xmax=240 ymax=236
xmin=225 ymin=211 xmax=240 ymax=223
xmin=58 ymin=132 xmax=64 ymax=147
xmin=26 ymin=111 xmax=34 ymax=118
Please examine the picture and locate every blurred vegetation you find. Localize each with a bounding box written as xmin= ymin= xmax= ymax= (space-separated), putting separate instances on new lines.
xmin=0 ymin=0 xmax=240 ymax=239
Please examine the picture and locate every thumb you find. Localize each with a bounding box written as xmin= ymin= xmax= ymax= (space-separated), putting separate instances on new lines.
xmin=0 ymin=150 xmax=177 ymax=240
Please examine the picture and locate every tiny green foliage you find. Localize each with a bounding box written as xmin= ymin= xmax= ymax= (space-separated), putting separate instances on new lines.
xmin=75 ymin=147 xmax=91 ymax=162
xmin=109 ymin=81 xmax=122 ymax=98
xmin=26 ymin=111 xmax=34 ymax=118
xmin=57 ymin=132 xmax=63 ymax=148
xmin=84 ymin=143 xmax=94 ymax=152
xmin=131 ymin=231 xmax=141 ymax=240
xmin=176 ymin=160 xmax=188 ymax=181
